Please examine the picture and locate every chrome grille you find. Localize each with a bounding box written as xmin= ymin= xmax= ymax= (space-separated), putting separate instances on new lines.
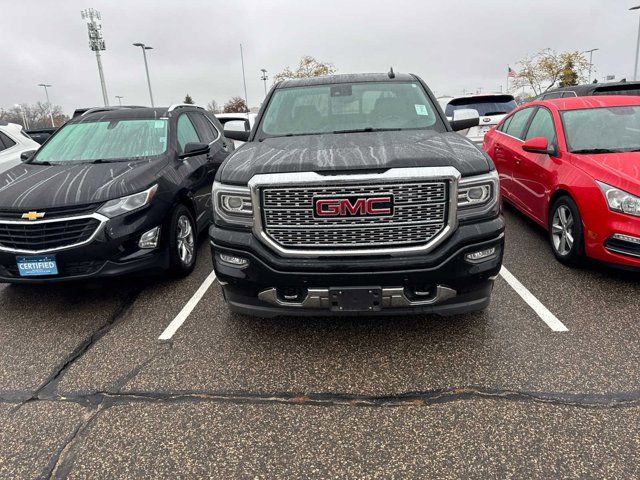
xmin=261 ymin=181 xmax=448 ymax=248
xmin=0 ymin=216 xmax=102 ymax=253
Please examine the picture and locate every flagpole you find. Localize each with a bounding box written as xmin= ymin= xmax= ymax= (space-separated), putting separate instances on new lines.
xmin=506 ymin=66 xmax=510 ymax=93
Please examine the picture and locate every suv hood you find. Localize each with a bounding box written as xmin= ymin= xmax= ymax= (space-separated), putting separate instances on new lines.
xmin=218 ymin=130 xmax=491 ymax=185
xmin=0 ymin=159 xmax=168 ymax=210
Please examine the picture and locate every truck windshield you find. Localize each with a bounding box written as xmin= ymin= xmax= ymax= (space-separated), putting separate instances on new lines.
xmin=562 ymin=106 xmax=640 ymax=153
xmin=32 ymin=119 xmax=168 ymax=163
xmin=258 ymin=81 xmax=444 ymax=138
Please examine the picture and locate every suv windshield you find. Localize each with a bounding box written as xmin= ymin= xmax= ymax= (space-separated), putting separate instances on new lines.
xmin=33 ymin=118 xmax=168 ymax=163
xmin=562 ymin=106 xmax=640 ymax=153
xmin=258 ymin=81 xmax=444 ymax=138
xmin=445 ymin=95 xmax=517 ymax=117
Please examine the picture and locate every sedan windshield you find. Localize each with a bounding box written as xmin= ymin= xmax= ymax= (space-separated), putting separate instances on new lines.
xmin=258 ymin=82 xmax=444 ymax=138
xmin=33 ymin=119 xmax=168 ymax=163
xmin=562 ymin=106 xmax=640 ymax=153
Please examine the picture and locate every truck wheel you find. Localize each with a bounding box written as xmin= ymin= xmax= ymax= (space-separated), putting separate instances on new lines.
xmin=549 ymin=196 xmax=584 ymax=265
xmin=168 ymin=204 xmax=197 ymax=277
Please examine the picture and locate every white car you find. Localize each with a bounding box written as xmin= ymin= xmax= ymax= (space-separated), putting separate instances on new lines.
xmin=215 ymin=113 xmax=257 ymax=147
xmin=438 ymin=94 xmax=517 ymax=144
xmin=0 ymin=122 xmax=40 ymax=173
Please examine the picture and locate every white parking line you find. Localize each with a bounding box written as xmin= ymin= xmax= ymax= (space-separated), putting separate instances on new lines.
xmin=158 ymin=270 xmax=217 ymax=341
xmin=499 ymin=266 xmax=568 ymax=332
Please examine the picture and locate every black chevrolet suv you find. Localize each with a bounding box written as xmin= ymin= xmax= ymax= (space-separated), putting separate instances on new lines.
xmin=212 ymin=73 xmax=504 ymax=317
xmin=0 ymin=105 xmax=231 ymax=282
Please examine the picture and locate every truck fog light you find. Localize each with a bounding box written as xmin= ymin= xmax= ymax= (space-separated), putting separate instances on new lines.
xmin=465 ymin=246 xmax=497 ymax=263
xmin=218 ymin=253 xmax=249 ymax=268
xmin=139 ymin=226 xmax=161 ymax=249
xmin=612 ymin=233 xmax=640 ymax=244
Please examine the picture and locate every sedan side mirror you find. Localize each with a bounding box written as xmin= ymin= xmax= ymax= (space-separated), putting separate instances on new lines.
xmin=522 ymin=136 xmax=556 ymax=156
xmin=224 ymin=129 xmax=250 ymax=142
xmin=450 ymin=108 xmax=480 ymax=132
xmin=20 ymin=150 xmax=36 ymax=162
xmin=179 ymin=142 xmax=210 ymax=159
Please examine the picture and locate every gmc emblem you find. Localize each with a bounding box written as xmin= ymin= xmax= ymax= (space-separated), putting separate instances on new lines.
xmin=314 ymin=195 xmax=394 ymax=218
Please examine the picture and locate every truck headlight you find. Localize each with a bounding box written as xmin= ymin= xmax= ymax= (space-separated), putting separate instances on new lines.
xmin=597 ymin=181 xmax=640 ymax=217
xmin=213 ymin=182 xmax=253 ymax=226
xmin=457 ymin=171 xmax=499 ymax=220
xmin=98 ymin=184 xmax=158 ymax=218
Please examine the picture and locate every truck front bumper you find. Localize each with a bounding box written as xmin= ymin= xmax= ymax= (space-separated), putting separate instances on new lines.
xmin=210 ymin=216 xmax=504 ymax=317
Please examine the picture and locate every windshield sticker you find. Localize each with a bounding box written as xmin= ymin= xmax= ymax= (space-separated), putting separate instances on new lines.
xmin=415 ymin=104 xmax=429 ymax=116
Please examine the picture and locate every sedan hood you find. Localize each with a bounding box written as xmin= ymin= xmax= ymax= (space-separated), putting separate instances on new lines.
xmin=0 ymin=159 xmax=168 ymax=210
xmin=218 ymin=130 xmax=491 ymax=185
xmin=575 ymin=152 xmax=640 ymax=196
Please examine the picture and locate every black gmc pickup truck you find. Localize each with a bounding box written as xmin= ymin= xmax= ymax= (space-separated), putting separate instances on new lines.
xmin=211 ymin=72 xmax=504 ymax=317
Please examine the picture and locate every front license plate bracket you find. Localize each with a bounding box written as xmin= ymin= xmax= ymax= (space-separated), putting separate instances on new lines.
xmin=329 ymin=287 xmax=382 ymax=312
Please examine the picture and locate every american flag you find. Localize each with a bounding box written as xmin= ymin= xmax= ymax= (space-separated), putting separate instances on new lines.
xmin=508 ymin=67 xmax=518 ymax=78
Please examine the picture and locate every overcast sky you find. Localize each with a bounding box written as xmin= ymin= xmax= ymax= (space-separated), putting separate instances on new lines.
xmin=2 ymin=0 xmax=639 ymax=114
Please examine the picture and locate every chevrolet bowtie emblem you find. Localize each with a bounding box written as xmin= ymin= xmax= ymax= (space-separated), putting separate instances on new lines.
xmin=21 ymin=211 xmax=45 ymax=221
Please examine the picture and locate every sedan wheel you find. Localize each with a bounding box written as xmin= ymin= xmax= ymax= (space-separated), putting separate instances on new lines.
xmin=551 ymin=205 xmax=574 ymax=256
xmin=548 ymin=196 xmax=584 ymax=265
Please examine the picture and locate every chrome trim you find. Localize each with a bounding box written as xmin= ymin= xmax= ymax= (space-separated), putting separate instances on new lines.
xmin=0 ymin=213 xmax=108 ymax=254
xmin=248 ymin=167 xmax=460 ymax=258
xmin=605 ymin=246 xmax=640 ymax=259
xmin=257 ymin=285 xmax=457 ymax=309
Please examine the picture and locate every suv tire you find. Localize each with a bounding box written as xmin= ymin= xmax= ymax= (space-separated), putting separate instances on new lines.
xmin=168 ymin=204 xmax=197 ymax=277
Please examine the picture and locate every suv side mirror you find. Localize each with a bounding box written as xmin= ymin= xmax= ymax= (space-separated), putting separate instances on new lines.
xmin=522 ymin=136 xmax=556 ymax=155
xmin=20 ymin=150 xmax=36 ymax=162
xmin=224 ymin=129 xmax=250 ymax=142
xmin=450 ymin=108 xmax=480 ymax=132
xmin=179 ymin=142 xmax=210 ymax=159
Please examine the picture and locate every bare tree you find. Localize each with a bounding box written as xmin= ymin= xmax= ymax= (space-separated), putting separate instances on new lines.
xmin=0 ymin=102 xmax=69 ymax=129
xmin=512 ymin=49 xmax=590 ymax=96
xmin=273 ymin=56 xmax=336 ymax=83
xmin=223 ymin=96 xmax=249 ymax=113
xmin=206 ymin=100 xmax=221 ymax=114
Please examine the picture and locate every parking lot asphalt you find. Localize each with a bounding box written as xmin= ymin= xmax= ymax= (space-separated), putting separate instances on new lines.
xmin=0 ymin=206 xmax=638 ymax=479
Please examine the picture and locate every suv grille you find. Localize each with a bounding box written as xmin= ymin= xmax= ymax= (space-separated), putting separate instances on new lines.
xmin=0 ymin=218 xmax=101 ymax=252
xmin=261 ymin=182 xmax=448 ymax=248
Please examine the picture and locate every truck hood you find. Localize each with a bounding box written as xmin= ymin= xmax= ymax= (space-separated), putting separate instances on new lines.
xmin=0 ymin=159 xmax=168 ymax=210
xmin=218 ymin=130 xmax=491 ymax=185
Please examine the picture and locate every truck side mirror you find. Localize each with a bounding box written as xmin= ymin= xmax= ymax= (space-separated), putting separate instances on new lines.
xmin=450 ymin=109 xmax=480 ymax=132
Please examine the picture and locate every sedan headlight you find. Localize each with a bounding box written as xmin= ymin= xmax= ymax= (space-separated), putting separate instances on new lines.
xmin=597 ymin=181 xmax=640 ymax=217
xmin=457 ymin=170 xmax=499 ymax=220
xmin=213 ymin=182 xmax=253 ymax=226
xmin=98 ymin=184 xmax=158 ymax=218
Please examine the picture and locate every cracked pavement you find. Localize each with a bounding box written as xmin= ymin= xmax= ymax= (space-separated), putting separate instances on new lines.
xmin=0 ymin=208 xmax=639 ymax=479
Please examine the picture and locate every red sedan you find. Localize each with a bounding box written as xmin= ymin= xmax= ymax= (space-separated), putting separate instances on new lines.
xmin=484 ymin=96 xmax=640 ymax=269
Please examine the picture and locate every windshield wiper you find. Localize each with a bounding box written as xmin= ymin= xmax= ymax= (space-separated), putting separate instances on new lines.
xmin=571 ymin=148 xmax=624 ymax=154
xmin=332 ymin=127 xmax=402 ymax=134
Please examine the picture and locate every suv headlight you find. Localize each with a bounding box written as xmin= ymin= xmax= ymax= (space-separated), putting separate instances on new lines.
xmin=597 ymin=181 xmax=640 ymax=217
xmin=213 ymin=182 xmax=253 ymax=226
xmin=457 ymin=170 xmax=499 ymax=220
xmin=98 ymin=184 xmax=158 ymax=218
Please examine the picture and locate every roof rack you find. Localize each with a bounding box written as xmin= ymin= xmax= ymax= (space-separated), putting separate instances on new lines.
xmin=78 ymin=106 xmax=145 ymax=117
xmin=167 ymin=103 xmax=205 ymax=113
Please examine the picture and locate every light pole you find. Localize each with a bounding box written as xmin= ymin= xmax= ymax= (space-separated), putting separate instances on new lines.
xmin=133 ymin=43 xmax=155 ymax=107
xmin=115 ymin=95 xmax=124 ymax=106
xmin=14 ymin=104 xmax=29 ymax=129
xmin=240 ymin=44 xmax=249 ymax=112
xmin=37 ymin=83 xmax=55 ymax=127
xmin=631 ymin=5 xmax=640 ymax=81
xmin=81 ymin=8 xmax=109 ymax=106
xmin=583 ymin=48 xmax=599 ymax=82
xmin=260 ymin=69 xmax=268 ymax=97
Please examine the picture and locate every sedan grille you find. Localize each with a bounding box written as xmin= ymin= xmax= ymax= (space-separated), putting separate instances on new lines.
xmin=261 ymin=182 xmax=448 ymax=249
xmin=0 ymin=218 xmax=101 ymax=252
